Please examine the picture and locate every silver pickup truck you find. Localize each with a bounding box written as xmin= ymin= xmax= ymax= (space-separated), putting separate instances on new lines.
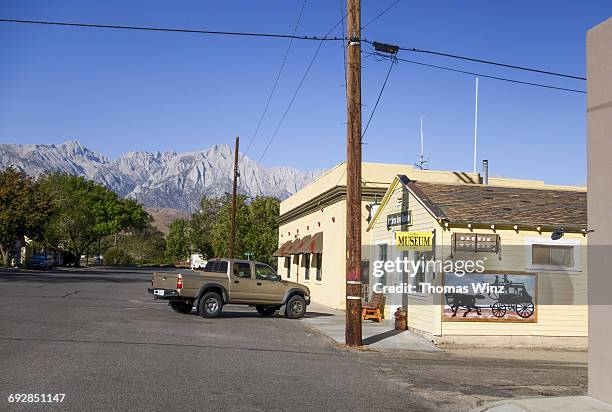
xmin=148 ymin=258 xmax=310 ymax=319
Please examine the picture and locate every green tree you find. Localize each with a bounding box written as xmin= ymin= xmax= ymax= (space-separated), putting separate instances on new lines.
xmin=39 ymin=174 xmax=147 ymax=266
xmin=210 ymin=194 xmax=249 ymax=259
xmin=244 ymin=196 xmax=280 ymax=266
xmin=165 ymin=219 xmax=191 ymax=263
xmin=116 ymin=219 xmax=167 ymax=264
xmin=190 ymin=195 xmax=223 ymax=259
xmin=0 ymin=168 xmax=51 ymax=267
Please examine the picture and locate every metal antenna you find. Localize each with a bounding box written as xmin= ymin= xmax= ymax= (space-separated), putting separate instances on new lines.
xmin=415 ymin=115 xmax=428 ymax=170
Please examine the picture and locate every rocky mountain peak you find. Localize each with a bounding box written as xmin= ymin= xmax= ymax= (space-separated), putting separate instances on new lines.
xmin=0 ymin=140 xmax=319 ymax=212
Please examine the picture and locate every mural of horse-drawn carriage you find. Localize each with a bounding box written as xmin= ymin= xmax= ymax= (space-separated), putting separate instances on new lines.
xmin=488 ymin=275 xmax=535 ymax=319
xmin=443 ymin=273 xmax=537 ymax=322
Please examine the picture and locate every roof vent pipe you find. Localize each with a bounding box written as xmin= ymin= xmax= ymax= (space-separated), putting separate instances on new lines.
xmin=482 ymin=160 xmax=489 ymax=185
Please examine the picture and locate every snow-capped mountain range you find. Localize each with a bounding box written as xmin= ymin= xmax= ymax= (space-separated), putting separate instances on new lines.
xmin=0 ymin=140 xmax=319 ymax=212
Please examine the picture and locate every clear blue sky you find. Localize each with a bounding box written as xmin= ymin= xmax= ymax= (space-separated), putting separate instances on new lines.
xmin=0 ymin=0 xmax=609 ymax=185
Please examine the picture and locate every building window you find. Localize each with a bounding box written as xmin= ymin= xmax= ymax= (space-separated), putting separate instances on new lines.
xmin=303 ymin=254 xmax=311 ymax=280
xmin=377 ymin=244 xmax=388 ymax=284
xmin=285 ymin=256 xmax=291 ymax=278
xmin=315 ymin=253 xmax=322 ymax=281
xmin=413 ymin=250 xmax=433 ymax=286
xmin=378 ymin=243 xmax=388 ymax=261
xmin=361 ymin=261 xmax=370 ymax=300
xmin=532 ymin=244 xmax=574 ymax=267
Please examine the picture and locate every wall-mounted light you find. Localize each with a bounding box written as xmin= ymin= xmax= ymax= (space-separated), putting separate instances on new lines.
xmin=513 ymin=225 xmax=519 ymax=231
xmin=536 ymin=226 xmax=542 ymax=233
xmin=551 ymin=228 xmax=565 ymax=240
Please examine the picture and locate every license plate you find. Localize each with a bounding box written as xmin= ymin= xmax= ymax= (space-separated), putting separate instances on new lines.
xmin=154 ymin=289 xmax=165 ymax=296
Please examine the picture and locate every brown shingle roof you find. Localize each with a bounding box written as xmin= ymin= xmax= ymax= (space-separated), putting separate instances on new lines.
xmin=406 ymin=180 xmax=587 ymax=230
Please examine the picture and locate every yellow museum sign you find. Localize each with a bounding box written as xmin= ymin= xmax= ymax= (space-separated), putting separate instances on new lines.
xmin=394 ymin=231 xmax=433 ymax=251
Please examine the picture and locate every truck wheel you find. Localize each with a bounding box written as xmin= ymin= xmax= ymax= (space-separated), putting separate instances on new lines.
xmin=170 ymin=301 xmax=193 ymax=314
xmin=199 ymin=292 xmax=223 ymax=318
xmin=285 ymin=295 xmax=306 ymax=319
xmin=256 ymin=305 xmax=277 ymax=317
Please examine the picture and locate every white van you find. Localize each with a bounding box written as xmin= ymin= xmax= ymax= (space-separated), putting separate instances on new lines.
xmin=190 ymin=254 xmax=207 ymax=270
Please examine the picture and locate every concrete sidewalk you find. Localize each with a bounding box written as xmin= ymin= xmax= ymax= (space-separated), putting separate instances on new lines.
xmin=303 ymin=302 xmax=437 ymax=351
xmin=474 ymin=396 xmax=612 ymax=412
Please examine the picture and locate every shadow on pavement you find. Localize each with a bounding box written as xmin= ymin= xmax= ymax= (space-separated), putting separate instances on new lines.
xmin=362 ymin=329 xmax=405 ymax=345
xmin=200 ymin=310 xmax=335 ymax=319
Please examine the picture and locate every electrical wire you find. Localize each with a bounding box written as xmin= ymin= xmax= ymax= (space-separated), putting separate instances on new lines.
xmin=375 ymin=52 xmax=586 ymax=94
xmin=340 ymin=0 xmax=348 ymax=100
xmin=0 ymin=18 xmax=345 ymax=42
xmin=362 ymin=0 xmax=401 ymax=29
xmin=257 ymin=17 xmax=346 ymax=163
xmin=1 ymin=18 xmax=585 ymax=81
xmin=361 ymin=56 xmax=396 ymax=141
xmin=392 ymin=45 xmax=586 ymax=81
xmin=243 ymin=0 xmax=307 ymax=158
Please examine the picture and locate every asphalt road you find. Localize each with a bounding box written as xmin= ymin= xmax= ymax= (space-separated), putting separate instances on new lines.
xmin=0 ymin=267 xmax=587 ymax=411
xmin=0 ymin=267 xmax=432 ymax=411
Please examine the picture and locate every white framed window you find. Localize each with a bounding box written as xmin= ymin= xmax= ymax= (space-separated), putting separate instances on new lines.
xmin=525 ymin=237 xmax=580 ymax=273
xmin=376 ymin=241 xmax=389 ymax=285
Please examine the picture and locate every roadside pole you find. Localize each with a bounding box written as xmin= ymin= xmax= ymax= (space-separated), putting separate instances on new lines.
xmin=229 ymin=136 xmax=239 ymax=259
xmin=345 ymin=0 xmax=362 ymax=346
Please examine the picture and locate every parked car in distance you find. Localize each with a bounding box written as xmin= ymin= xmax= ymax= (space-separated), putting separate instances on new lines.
xmin=26 ymin=254 xmax=55 ymax=270
xmin=189 ymin=254 xmax=207 ymax=270
xmin=149 ymin=258 xmax=310 ymax=319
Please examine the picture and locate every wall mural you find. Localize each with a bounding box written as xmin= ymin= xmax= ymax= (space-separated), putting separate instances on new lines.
xmin=442 ymin=272 xmax=537 ymax=322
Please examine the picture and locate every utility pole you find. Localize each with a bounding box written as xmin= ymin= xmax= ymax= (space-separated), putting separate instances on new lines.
xmin=473 ymin=77 xmax=479 ymax=174
xmin=229 ymin=136 xmax=239 ymax=259
xmin=345 ymin=0 xmax=362 ymax=347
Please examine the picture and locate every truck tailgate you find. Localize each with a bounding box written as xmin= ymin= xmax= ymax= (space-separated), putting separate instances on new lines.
xmin=152 ymin=272 xmax=181 ymax=290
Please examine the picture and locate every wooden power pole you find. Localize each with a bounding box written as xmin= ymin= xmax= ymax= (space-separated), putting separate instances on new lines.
xmin=345 ymin=0 xmax=362 ymax=346
xmin=229 ymin=136 xmax=239 ymax=259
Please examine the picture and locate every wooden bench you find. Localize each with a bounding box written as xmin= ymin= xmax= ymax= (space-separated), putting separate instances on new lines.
xmin=362 ymin=292 xmax=386 ymax=322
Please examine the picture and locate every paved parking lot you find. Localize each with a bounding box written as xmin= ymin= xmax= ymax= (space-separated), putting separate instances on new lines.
xmin=0 ymin=267 xmax=587 ymax=411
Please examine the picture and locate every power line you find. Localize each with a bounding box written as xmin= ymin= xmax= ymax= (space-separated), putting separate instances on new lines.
xmin=257 ymin=17 xmax=345 ymax=163
xmin=362 ymin=0 xmax=401 ymax=29
xmin=243 ymin=0 xmax=307 ymax=158
xmin=393 ymin=45 xmax=586 ymax=81
xmin=375 ymin=52 xmax=586 ymax=94
xmin=361 ymin=56 xmax=396 ymax=141
xmin=0 ymin=18 xmax=345 ymax=42
xmin=1 ymin=18 xmax=585 ymax=82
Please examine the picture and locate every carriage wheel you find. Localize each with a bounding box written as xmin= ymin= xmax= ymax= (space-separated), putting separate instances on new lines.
xmin=491 ymin=302 xmax=506 ymax=318
xmin=516 ymin=302 xmax=534 ymax=318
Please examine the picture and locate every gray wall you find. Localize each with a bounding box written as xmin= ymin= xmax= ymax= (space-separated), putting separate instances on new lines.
xmin=587 ymin=17 xmax=612 ymax=405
